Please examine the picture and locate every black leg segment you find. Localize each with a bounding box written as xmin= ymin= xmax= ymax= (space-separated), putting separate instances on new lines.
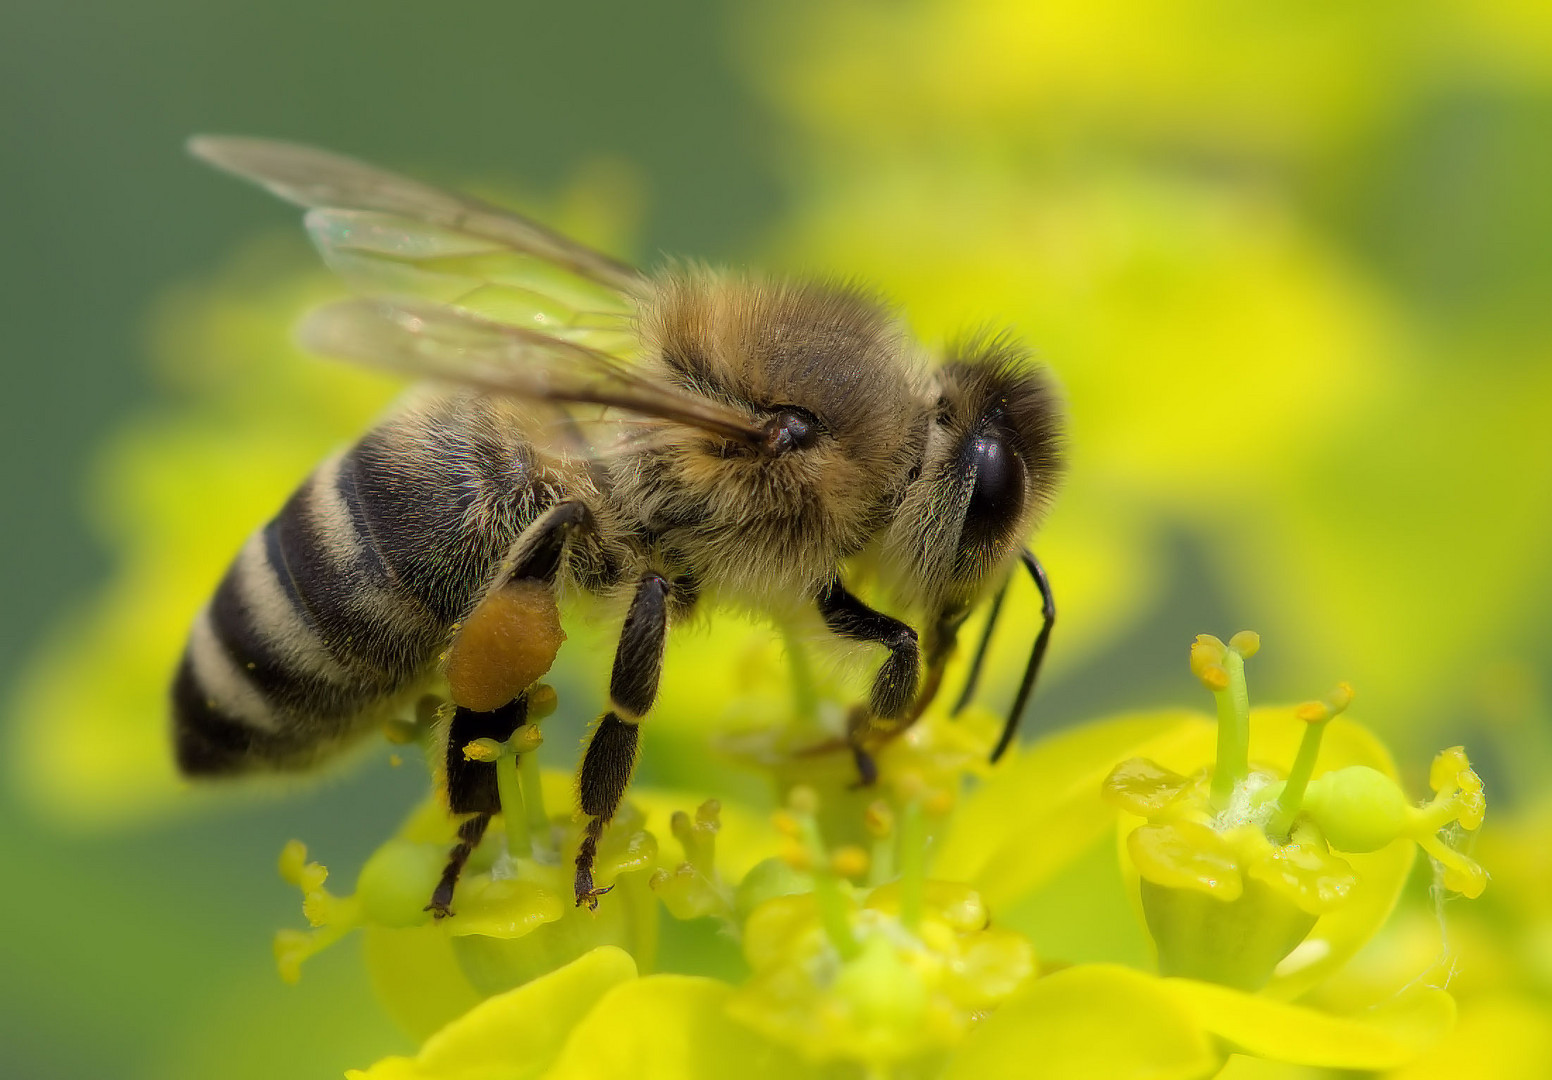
xmin=989 ymin=549 xmax=1056 ymax=764
xmin=817 ymin=577 xmax=920 ymax=720
xmin=573 ymin=573 xmax=670 ymax=908
xmin=427 ymin=812 xmax=491 ymax=918
xmin=610 ymin=574 xmax=669 ymax=719
xmin=952 ymin=575 xmax=1010 ymax=715
xmin=444 ymin=696 xmax=529 ymax=815
xmin=506 ymin=500 xmax=594 ymax=585
xmin=574 ymin=711 xmax=641 ymax=907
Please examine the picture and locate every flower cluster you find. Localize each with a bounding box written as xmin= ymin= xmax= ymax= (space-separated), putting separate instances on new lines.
xmin=274 ymin=629 xmax=1488 ymax=1077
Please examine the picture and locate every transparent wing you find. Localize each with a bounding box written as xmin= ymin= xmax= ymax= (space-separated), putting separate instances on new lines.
xmin=299 ymin=297 xmax=766 ymax=446
xmin=188 ymin=135 xmax=641 ymax=353
xmin=190 ymin=136 xmax=764 ymax=447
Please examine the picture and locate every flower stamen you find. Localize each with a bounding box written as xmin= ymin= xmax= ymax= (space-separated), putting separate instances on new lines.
xmin=1268 ymin=682 xmax=1354 ymax=838
xmin=1198 ymin=632 xmax=1258 ymax=808
xmin=651 ymin=799 xmax=736 ymax=920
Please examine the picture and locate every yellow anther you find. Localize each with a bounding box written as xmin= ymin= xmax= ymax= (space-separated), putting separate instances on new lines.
xmin=273 ymin=929 xmax=312 ymax=985
xmin=695 ymin=799 xmax=722 ymax=830
xmin=1458 ymin=788 xmax=1487 ymax=831
xmin=1295 ymin=700 xmax=1332 ymax=724
xmin=1200 ymin=664 xmax=1230 ymax=691
xmin=648 ymin=867 xmax=671 ymax=890
xmin=1190 ymin=634 xmax=1227 ymax=678
xmin=788 ymin=785 xmax=820 ymax=815
xmin=1228 ymin=630 xmax=1261 ymax=658
xmin=1427 ymin=746 xmax=1487 ymax=831
xmin=278 ymin=839 xmax=310 ymax=886
xmin=1430 ymin=746 xmax=1472 ymax=793
xmin=772 ymin=810 xmax=804 ymax=839
xmin=864 ymin=800 xmax=895 ymax=839
xmin=508 ymin=726 xmax=544 ymax=754
xmin=1326 ymin=681 xmax=1355 ymax=715
xmin=387 ymin=753 xmax=403 ymax=768
xmin=462 ymin=738 xmax=502 ymax=762
xmin=831 ymin=846 xmax=870 ymax=879
xmin=779 ymin=838 xmax=813 ymax=872
xmin=925 ymin=787 xmax=957 ymax=816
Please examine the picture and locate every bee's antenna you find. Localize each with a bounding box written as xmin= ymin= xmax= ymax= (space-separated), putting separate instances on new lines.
xmin=988 ymin=549 xmax=1055 ymax=764
xmin=951 ymin=575 xmax=1010 ymax=715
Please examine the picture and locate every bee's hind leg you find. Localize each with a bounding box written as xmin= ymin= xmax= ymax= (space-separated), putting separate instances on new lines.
xmin=429 ymin=501 xmax=596 ymax=916
xmin=427 ymin=812 xmax=492 ymax=919
xmin=427 ymin=696 xmax=530 ymax=917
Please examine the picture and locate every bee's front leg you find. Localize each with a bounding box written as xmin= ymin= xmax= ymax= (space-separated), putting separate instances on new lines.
xmin=816 ymin=577 xmax=921 ymax=785
xmin=905 ymin=601 xmax=979 ymax=724
xmin=574 ymin=572 xmax=671 ymax=909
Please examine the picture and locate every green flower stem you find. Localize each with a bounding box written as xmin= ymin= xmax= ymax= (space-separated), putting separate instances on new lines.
xmin=814 ymin=872 xmax=862 ymax=962
xmin=869 ymin=833 xmax=896 ymax=887
xmin=1210 ymin=649 xmax=1251 ymax=809
xmin=898 ymin=798 xmax=926 ymax=933
xmin=497 ymin=749 xmax=532 ymax=858
xmin=517 ymin=741 xmax=551 ymax=859
xmin=1268 ymin=718 xmax=1330 ymax=838
xmin=793 ymin=809 xmax=861 ymax=960
xmin=781 ymin=623 xmax=819 ymax=726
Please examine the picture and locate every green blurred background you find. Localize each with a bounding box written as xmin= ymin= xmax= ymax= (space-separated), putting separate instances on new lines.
xmin=4 ymin=1 xmax=1551 ymax=1077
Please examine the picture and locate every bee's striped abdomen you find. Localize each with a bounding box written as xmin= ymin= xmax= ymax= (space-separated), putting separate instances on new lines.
xmin=175 ymin=396 xmax=547 ymax=776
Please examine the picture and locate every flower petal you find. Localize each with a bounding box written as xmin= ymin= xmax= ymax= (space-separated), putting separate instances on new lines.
xmin=1130 ymin=821 xmax=1243 ymax=899
xmin=545 ymin=975 xmax=804 ymax=1080
xmin=943 ymin=964 xmax=1220 ymax=1080
xmin=363 ymin=925 xmax=483 ymax=1043
xmin=936 ymin=709 xmax=1211 ymax=909
xmin=1246 ymin=832 xmax=1355 ymax=915
xmin=443 ymin=878 xmax=566 ymax=941
xmin=1387 ymin=996 xmax=1552 ymax=1080
xmin=1102 ymin=757 xmax=1196 ymax=816
xmin=1163 ymin=977 xmax=1454 ymax=1070
xmin=351 ymin=945 xmax=638 ymax=1080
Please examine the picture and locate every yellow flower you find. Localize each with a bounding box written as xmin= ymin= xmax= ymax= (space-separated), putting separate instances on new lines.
xmin=1099 ymin=633 xmax=1485 ymax=992
xmin=329 ymin=626 xmax=1485 ymax=1079
xmin=725 ymin=787 xmax=1036 ymax=1069
xmin=272 ymin=704 xmax=660 ymax=1040
xmin=347 ymin=945 xmax=805 ymax=1080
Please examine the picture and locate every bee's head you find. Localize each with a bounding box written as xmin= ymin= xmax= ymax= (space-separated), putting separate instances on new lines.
xmin=882 ymin=337 xmax=1065 ymax=615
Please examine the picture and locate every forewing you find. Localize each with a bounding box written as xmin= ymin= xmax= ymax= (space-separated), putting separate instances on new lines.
xmin=191 ymin=138 xmax=754 ymax=449
xmin=298 ymin=298 xmax=765 ymax=446
xmin=188 ymin=135 xmax=643 ymax=293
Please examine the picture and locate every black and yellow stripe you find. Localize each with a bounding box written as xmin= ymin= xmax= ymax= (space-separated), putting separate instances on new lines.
xmin=174 ymin=397 xmax=550 ymax=776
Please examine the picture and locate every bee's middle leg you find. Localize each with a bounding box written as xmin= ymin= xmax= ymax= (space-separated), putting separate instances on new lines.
xmin=574 ymin=572 xmax=671 ymax=909
xmin=817 ymin=577 xmax=921 ymax=785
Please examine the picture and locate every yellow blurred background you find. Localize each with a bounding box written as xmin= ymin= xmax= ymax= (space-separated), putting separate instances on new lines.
xmin=3 ymin=1 xmax=1550 ymax=1077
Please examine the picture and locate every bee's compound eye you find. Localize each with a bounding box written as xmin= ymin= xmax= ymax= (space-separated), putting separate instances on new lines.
xmin=762 ymin=408 xmax=821 ymax=455
xmin=962 ymin=433 xmax=1025 ymax=546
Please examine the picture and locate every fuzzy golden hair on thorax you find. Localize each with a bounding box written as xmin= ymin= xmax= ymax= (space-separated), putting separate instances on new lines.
xmin=616 ymin=268 xmax=930 ymax=601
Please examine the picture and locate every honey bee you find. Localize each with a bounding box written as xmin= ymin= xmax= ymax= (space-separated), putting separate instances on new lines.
xmin=174 ymin=137 xmax=1064 ymax=911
